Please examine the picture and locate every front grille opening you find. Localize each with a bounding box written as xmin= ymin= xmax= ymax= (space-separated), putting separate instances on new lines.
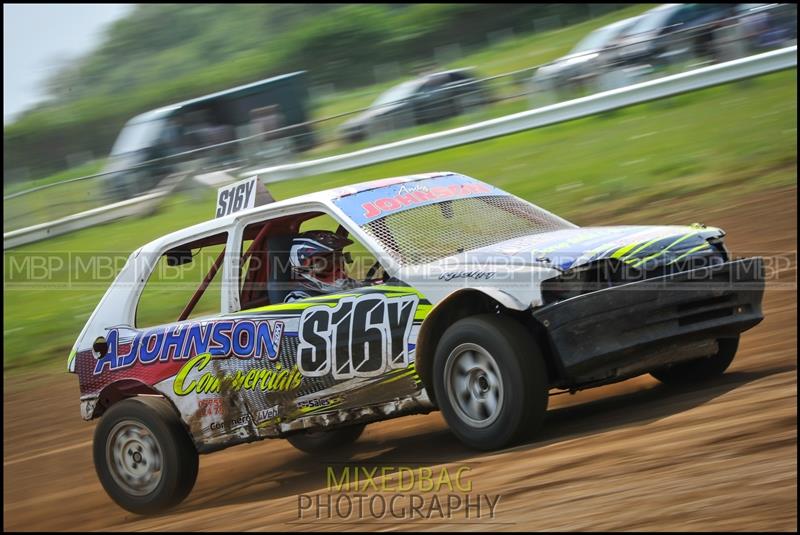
xmin=677 ymin=294 xmax=734 ymax=313
xmin=678 ymin=306 xmax=735 ymax=326
xmin=542 ymin=249 xmax=730 ymax=305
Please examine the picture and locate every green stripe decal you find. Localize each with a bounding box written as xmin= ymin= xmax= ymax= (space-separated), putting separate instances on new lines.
xmin=622 ymin=237 xmax=665 ymax=262
xmin=244 ymin=301 xmax=334 ymax=313
xmin=239 ymin=285 xmax=430 ymax=315
xmin=668 ymin=243 xmax=711 ymax=264
xmin=629 ymin=232 xmax=699 ymax=267
xmin=380 ymin=369 xmax=419 ymax=385
xmin=611 ymin=241 xmax=641 ymax=259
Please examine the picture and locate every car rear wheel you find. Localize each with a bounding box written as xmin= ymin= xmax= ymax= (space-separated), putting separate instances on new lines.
xmin=286 ymin=423 xmax=366 ymax=454
xmin=93 ymin=396 xmax=198 ymax=515
xmin=650 ymin=336 xmax=739 ymax=385
xmin=433 ymin=314 xmax=548 ymax=451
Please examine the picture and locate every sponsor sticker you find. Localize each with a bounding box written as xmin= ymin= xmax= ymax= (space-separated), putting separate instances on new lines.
xmin=93 ymin=319 xmax=284 ymax=375
xmin=297 ymin=293 xmax=418 ymax=379
xmin=333 ymin=174 xmax=502 ymax=225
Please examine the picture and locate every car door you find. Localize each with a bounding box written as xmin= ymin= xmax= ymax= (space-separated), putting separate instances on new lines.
xmin=414 ymin=74 xmax=452 ymax=123
xmin=230 ymin=209 xmax=431 ymax=437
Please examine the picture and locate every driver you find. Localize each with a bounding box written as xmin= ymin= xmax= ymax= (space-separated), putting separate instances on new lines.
xmin=285 ymin=230 xmax=357 ymax=302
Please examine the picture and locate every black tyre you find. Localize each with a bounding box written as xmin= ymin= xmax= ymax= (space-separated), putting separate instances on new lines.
xmin=287 ymin=423 xmax=366 ymax=454
xmin=650 ymin=337 xmax=739 ymax=385
xmin=93 ymin=396 xmax=198 ymax=515
xmin=433 ymin=314 xmax=549 ymax=451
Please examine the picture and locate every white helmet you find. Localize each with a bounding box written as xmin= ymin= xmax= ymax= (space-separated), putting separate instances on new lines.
xmin=289 ymin=231 xmax=356 ymax=294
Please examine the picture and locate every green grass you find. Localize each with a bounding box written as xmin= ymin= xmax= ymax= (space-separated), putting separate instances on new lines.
xmin=307 ymin=98 xmax=532 ymax=159
xmin=3 ymin=69 xmax=796 ymax=374
xmin=3 ymin=159 xmax=108 ymax=233
xmin=2 ymin=159 xmax=105 ymax=196
xmin=3 ymin=173 xmax=106 ymax=233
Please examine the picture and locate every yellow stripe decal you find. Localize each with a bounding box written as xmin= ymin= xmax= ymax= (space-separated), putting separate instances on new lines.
xmin=611 ymin=241 xmax=641 ymax=259
xmin=623 ymin=237 xmax=665 ymax=261
xmin=381 ymin=369 xmax=419 ymax=385
xmin=668 ymin=242 xmax=711 ymax=264
xmin=415 ymin=304 xmax=432 ymax=321
xmin=630 ymin=232 xmax=699 ymax=267
xmin=240 ymin=286 xmax=429 ymax=315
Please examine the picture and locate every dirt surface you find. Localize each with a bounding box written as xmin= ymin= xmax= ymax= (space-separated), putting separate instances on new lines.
xmin=4 ymin=187 xmax=797 ymax=532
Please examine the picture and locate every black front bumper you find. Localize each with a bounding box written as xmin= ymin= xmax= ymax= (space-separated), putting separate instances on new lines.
xmin=533 ymin=258 xmax=765 ymax=386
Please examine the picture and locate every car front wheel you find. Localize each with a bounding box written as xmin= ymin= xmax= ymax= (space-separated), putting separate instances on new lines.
xmin=93 ymin=396 xmax=198 ymax=515
xmin=433 ymin=314 xmax=548 ymax=451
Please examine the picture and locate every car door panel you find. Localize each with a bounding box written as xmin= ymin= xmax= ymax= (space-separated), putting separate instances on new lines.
xmin=159 ymin=284 xmax=433 ymax=448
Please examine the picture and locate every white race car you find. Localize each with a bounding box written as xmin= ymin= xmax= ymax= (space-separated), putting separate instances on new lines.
xmin=69 ymin=172 xmax=764 ymax=513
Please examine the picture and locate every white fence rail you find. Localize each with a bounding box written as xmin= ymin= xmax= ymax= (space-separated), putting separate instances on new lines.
xmin=4 ymin=46 xmax=796 ymax=250
xmin=2 ymin=169 xmax=193 ymax=249
xmin=243 ymin=46 xmax=797 ymax=181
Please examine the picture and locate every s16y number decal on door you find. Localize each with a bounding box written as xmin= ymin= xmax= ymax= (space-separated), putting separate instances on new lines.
xmin=297 ymin=294 xmax=418 ymax=379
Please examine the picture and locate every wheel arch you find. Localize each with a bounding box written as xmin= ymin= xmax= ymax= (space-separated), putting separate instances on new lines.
xmin=88 ymin=380 xmax=169 ymax=420
xmin=415 ymin=288 xmax=559 ymax=404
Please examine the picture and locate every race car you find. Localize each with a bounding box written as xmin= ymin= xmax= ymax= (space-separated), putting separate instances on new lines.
xmin=69 ymin=172 xmax=765 ymax=513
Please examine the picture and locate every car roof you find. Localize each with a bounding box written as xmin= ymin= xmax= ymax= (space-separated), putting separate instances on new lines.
xmin=138 ymin=172 xmax=460 ymax=253
xmin=624 ymin=3 xmax=682 ymax=35
xmin=566 ymin=15 xmax=642 ymax=55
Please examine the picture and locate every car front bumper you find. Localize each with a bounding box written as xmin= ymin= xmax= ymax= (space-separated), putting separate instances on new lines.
xmin=533 ymin=258 xmax=765 ymax=386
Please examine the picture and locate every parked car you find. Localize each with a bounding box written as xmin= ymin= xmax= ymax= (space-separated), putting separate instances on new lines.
xmin=532 ymin=15 xmax=641 ymax=95
xmin=616 ymin=3 xmax=739 ymax=67
xmin=70 ymin=171 xmax=764 ymax=513
xmin=338 ymin=69 xmax=490 ymax=143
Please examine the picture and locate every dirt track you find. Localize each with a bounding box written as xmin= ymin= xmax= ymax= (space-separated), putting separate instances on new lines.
xmin=4 ymin=188 xmax=797 ymax=531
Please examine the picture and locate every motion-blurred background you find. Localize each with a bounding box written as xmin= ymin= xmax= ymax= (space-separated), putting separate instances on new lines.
xmin=3 ymin=4 xmax=796 ymax=228
xmin=3 ymin=4 xmax=797 ymax=531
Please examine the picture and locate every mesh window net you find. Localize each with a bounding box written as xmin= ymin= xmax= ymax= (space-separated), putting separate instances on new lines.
xmin=362 ymin=195 xmax=573 ymax=266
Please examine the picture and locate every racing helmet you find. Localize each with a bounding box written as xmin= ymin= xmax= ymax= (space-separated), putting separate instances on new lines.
xmin=289 ymin=230 xmax=355 ymax=293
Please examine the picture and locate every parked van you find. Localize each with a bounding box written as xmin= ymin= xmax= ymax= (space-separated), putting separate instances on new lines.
xmin=104 ymin=71 xmax=315 ymax=198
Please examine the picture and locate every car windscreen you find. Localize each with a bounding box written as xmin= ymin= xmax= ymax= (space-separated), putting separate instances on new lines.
xmin=333 ymin=175 xmax=576 ymax=267
xmin=361 ymin=195 xmax=574 ymax=266
xmin=571 ymin=22 xmax=627 ymax=54
xmin=623 ymin=5 xmax=680 ymax=37
xmin=110 ymin=118 xmax=166 ymax=156
xmin=371 ymin=80 xmax=422 ymax=108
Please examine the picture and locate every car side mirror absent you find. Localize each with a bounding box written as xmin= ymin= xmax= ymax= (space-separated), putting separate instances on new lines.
xmin=166 ymin=247 xmax=193 ymax=266
xmin=92 ymin=337 xmax=108 ymax=359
